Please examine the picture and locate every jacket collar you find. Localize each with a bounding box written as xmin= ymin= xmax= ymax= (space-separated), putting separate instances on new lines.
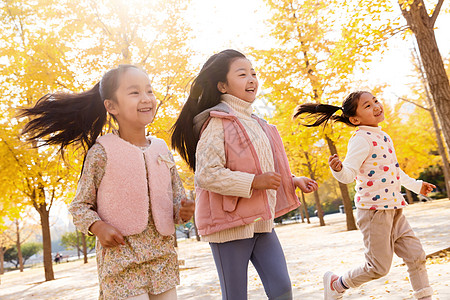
xmin=193 ymin=102 xmax=233 ymax=138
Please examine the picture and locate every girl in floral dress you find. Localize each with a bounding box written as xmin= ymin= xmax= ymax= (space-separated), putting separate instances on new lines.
xmin=21 ymin=65 xmax=194 ymax=300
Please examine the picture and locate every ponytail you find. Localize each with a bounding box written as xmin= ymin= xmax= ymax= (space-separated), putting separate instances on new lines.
xmin=171 ymin=49 xmax=246 ymax=170
xmin=293 ymin=91 xmax=367 ymax=127
xmin=20 ymin=83 xmax=107 ymax=153
xmin=20 ymin=64 xmax=139 ymax=155
xmin=170 ymin=92 xmax=202 ymax=171
xmin=293 ymin=103 xmax=344 ymax=127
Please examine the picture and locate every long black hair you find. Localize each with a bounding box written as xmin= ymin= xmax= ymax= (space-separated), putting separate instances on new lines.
xmin=20 ymin=64 xmax=140 ymax=155
xmin=171 ymin=49 xmax=247 ymax=170
xmin=293 ymin=91 xmax=368 ymax=127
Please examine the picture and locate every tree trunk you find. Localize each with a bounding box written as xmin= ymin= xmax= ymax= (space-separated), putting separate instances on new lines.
xmin=15 ymin=219 xmax=24 ymax=272
xmin=192 ymin=214 xmax=201 ymax=242
xmin=430 ymin=107 xmax=450 ymax=196
xmin=299 ymin=207 xmax=305 ymax=223
xmin=173 ymin=232 xmax=178 ymax=248
xmin=412 ymin=46 xmax=450 ymax=197
xmin=405 ymin=189 xmax=414 ymax=204
xmin=312 ymin=190 xmax=325 ymax=226
xmin=304 ymin=152 xmax=325 ymax=226
xmin=0 ymin=248 xmax=5 ymax=274
xmin=76 ymin=230 xmax=81 ymax=259
xmin=298 ymin=202 xmax=305 ymax=223
xmin=36 ymin=204 xmax=54 ymax=281
xmin=81 ymin=233 xmax=88 ymax=264
xmin=325 ymin=136 xmax=357 ymax=230
xmin=300 ymin=191 xmax=310 ymax=224
xmin=399 ymin=0 xmax=450 ymax=155
xmin=190 ymin=190 xmax=201 ymax=241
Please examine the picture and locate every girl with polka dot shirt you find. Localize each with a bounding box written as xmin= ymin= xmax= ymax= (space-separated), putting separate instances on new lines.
xmin=294 ymin=91 xmax=435 ymax=300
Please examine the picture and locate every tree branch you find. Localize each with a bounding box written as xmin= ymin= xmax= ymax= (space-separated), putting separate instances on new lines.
xmin=89 ymin=1 xmax=115 ymax=40
xmin=3 ymin=231 xmax=16 ymax=243
xmin=1 ymin=140 xmax=34 ymax=194
xmin=141 ymin=34 xmax=160 ymax=65
xmin=430 ymin=0 xmax=444 ymax=27
xmin=21 ymin=230 xmax=34 ymax=244
xmin=397 ymin=96 xmax=431 ymax=111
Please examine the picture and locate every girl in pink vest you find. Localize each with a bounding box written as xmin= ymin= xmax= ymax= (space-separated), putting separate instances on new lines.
xmin=294 ymin=91 xmax=435 ymax=300
xmin=171 ymin=49 xmax=318 ymax=300
xmin=21 ymin=65 xmax=194 ymax=300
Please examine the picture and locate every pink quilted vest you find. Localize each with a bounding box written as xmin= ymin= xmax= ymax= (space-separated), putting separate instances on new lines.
xmin=195 ymin=110 xmax=299 ymax=236
xmin=96 ymin=134 xmax=175 ymax=236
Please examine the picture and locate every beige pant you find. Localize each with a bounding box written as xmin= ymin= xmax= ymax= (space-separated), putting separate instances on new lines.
xmin=343 ymin=209 xmax=433 ymax=299
xmin=125 ymin=288 xmax=177 ymax=300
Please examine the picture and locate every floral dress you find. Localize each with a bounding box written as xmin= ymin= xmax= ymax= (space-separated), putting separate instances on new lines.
xmin=69 ymin=139 xmax=186 ymax=299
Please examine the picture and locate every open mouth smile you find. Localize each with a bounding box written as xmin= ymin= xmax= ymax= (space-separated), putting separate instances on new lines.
xmin=138 ymin=107 xmax=153 ymax=112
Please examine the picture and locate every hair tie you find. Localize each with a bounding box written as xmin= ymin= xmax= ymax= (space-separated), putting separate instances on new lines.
xmin=315 ymin=104 xmax=321 ymax=112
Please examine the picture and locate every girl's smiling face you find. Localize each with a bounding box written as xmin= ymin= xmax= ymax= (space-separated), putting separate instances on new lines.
xmin=105 ymin=68 xmax=157 ymax=129
xmin=350 ymin=92 xmax=385 ymax=127
xmin=217 ymin=58 xmax=258 ymax=103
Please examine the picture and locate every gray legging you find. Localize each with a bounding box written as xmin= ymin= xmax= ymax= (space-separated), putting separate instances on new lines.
xmin=209 ymin=230 xmax=292 ymax=300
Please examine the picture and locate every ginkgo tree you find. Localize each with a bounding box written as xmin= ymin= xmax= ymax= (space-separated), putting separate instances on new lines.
xmin=0 ymin=214 xmax=40 ymax=272
xmin=62 ymin=0 xmax=195 ymax=142
xmin=0 ymin=233 xmax=13 ymax=274
xmin=396 ymin=48 xmax=450 ymax=197
xmin=0 ymin=0 xmax=91 ymax=280
xmin=0 ymin=0 xmax=195 ymax=282
xmin=381 ymin=100 xmax=440 ymax=202
xmin=398 ymin=0 xmax=450 ymax=159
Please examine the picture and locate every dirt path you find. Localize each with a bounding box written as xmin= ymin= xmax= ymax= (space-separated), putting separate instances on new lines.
xmin=1 ymin=199 xmax=449 ymax=300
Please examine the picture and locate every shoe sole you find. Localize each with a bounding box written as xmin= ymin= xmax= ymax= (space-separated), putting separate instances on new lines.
xmin=323 ymin=271 xmax=333 ymax=300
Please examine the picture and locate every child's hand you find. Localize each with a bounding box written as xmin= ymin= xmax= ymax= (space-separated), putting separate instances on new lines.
xmin=180 ymin=198 xmax=195 ymax=222
xmin=293 ymin=176 xmax=318 ymax=193
xmin=420 ymin=181 xmax=436 ymax=196
xmin=89 ymin=220 xmax=125 ymax=248
xmin=252 ymin=172 xmax=281 ymax=190
xmin=329 ymin=154 xmax=343 ymax=172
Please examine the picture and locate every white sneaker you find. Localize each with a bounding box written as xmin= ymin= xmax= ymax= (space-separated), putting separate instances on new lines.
xmin=323 ymin=271 xmax=344 ymax=300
